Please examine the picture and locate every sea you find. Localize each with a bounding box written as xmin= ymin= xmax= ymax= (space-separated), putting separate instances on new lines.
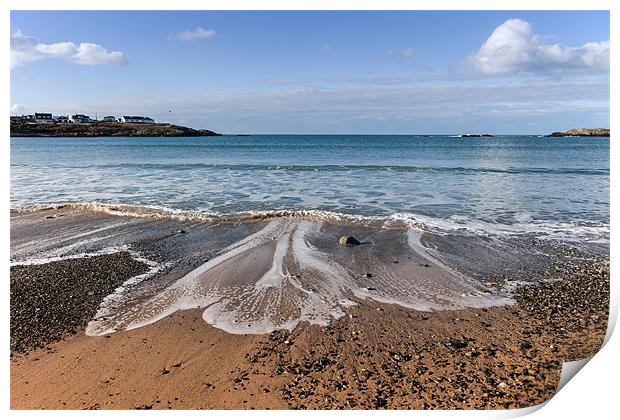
xmin=10 ymin=134 xmax=610 ymax=243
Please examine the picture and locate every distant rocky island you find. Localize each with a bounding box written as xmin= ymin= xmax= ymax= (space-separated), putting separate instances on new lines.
xmin=546 ymin=128 xmax=609 ymax=137
xmin=10 ymin=121 xmax=221 ymax=137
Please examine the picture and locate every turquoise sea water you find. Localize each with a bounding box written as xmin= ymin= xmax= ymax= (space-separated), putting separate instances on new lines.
xmin=10 ymin=135 xmax=609 ymax=241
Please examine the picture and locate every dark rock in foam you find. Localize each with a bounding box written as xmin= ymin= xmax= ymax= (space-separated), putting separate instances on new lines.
xmin=339 ymin=235 xmax=361 ymax=246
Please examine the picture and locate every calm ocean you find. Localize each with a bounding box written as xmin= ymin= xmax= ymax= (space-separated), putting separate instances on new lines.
xmin=10 ymin=135 xmax=609 ymax=242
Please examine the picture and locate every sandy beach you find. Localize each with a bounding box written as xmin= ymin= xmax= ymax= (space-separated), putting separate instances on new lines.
xmin=9 ymin=206 xmax=608 ymax=409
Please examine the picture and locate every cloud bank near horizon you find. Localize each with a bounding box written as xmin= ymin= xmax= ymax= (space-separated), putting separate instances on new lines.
xmin=16 ymin=77 xmax=608 ymax=134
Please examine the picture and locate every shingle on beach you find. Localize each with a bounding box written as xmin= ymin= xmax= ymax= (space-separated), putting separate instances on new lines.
xmin=10 ymin=252 xmax=149 ymax=355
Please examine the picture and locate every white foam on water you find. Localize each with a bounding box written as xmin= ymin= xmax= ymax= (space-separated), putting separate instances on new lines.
xmin=91 ymin=220 xmax=297 ymax=335
xmin=36 ymin=232 xmax=128 ymax=260
xmin=85 ymin=251 xmax=168 ymax=336
xmin=85 ymin=219 xmax=515 ymax=336
xmin=391 ymin=212 xmax=609 ymax=243
xmin=406 ymin=229 xmax=470 ymax=283
xmin=10 ymin=220 xmax=132 ymax=261
xmin=405 ymin=228 xmax=515 ymax=309
xmin=99 ymin=219 xmax=355 ymax=335
xmin=255 ymin=235 xmax=290 ymax=289
xmin=10 ymin=245 xmax=129 ymax=267
xmin=13 ymin=201 xmax=609 ymax=245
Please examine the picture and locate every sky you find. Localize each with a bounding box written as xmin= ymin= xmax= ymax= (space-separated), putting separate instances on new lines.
xmin=10 ymin=10 xmax=610 ymax=134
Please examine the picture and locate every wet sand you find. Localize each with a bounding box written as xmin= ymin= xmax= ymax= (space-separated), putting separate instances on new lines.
xmin=10 ymin=206 xmax=609 ymax=409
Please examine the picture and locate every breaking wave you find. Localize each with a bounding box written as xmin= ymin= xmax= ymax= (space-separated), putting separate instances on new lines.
xmin=12 ymin=201 xmax=610 ymax=244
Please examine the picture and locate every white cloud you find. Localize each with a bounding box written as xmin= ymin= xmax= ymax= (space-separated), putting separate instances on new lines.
xmin=401 ymin=48 xmax=415 ymax=58
xmin=321 ymin=44 xmax=334 ymax=52
xmin=472 ymin=19 xmax=609 ymax=74
xmin=11 ymin=104 xmax=27 ymax=115
xmin=171 ymin=27 xmax=217 ymax=41
xmin=10 ymin=25 xmax=126 ymax=69
xmin=72 ymin=43 xmax=126 ymax=65
xmin=386 ymin=48 xmax=415 ymax=58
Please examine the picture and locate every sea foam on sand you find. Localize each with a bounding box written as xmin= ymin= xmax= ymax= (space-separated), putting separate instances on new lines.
xmin=85 ymin=218 xmax=512 ymax=336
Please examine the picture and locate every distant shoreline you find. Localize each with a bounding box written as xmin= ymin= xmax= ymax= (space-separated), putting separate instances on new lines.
xmin=10 ymin=121 xmax=221 ymax=137
xmin=10 ymin=126 xmax=611 ymax=138
xmin=546 ymin=128 xmax=609 ymax=137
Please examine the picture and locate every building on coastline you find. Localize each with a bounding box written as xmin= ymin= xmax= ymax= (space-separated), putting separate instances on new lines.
xmin=120 ymin=115 xmax=155 ymax=124
xmin=34 ymin=113 xmax=53 ymax=123
xmin=69 ymin=114 xmax=95 ymax=124
xmin=11 ymin=112 xmax=157 ymax=125
xmin=11 ymin=114 xmax=37 ymax=123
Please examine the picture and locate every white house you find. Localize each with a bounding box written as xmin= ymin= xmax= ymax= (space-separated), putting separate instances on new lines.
xmin=120 ymin=116 xmax=155 ymax=124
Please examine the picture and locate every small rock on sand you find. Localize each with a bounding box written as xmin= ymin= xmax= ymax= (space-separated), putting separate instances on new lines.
xmin=339 ymin=235 xmax=361 ymax=245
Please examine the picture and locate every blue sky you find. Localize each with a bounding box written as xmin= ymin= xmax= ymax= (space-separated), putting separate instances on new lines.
xmin=10 ymin=10 xmax=610 ymax=134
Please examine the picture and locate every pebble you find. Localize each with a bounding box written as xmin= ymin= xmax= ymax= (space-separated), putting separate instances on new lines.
xmin=339 ymin=235 xmax=361 ymax=245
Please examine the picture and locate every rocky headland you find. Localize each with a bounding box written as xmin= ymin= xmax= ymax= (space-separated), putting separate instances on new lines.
xmin=10 ymin=121 xmax=221 ymax=137
xmin=547 ymin=128 xmax=609 ymax=137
